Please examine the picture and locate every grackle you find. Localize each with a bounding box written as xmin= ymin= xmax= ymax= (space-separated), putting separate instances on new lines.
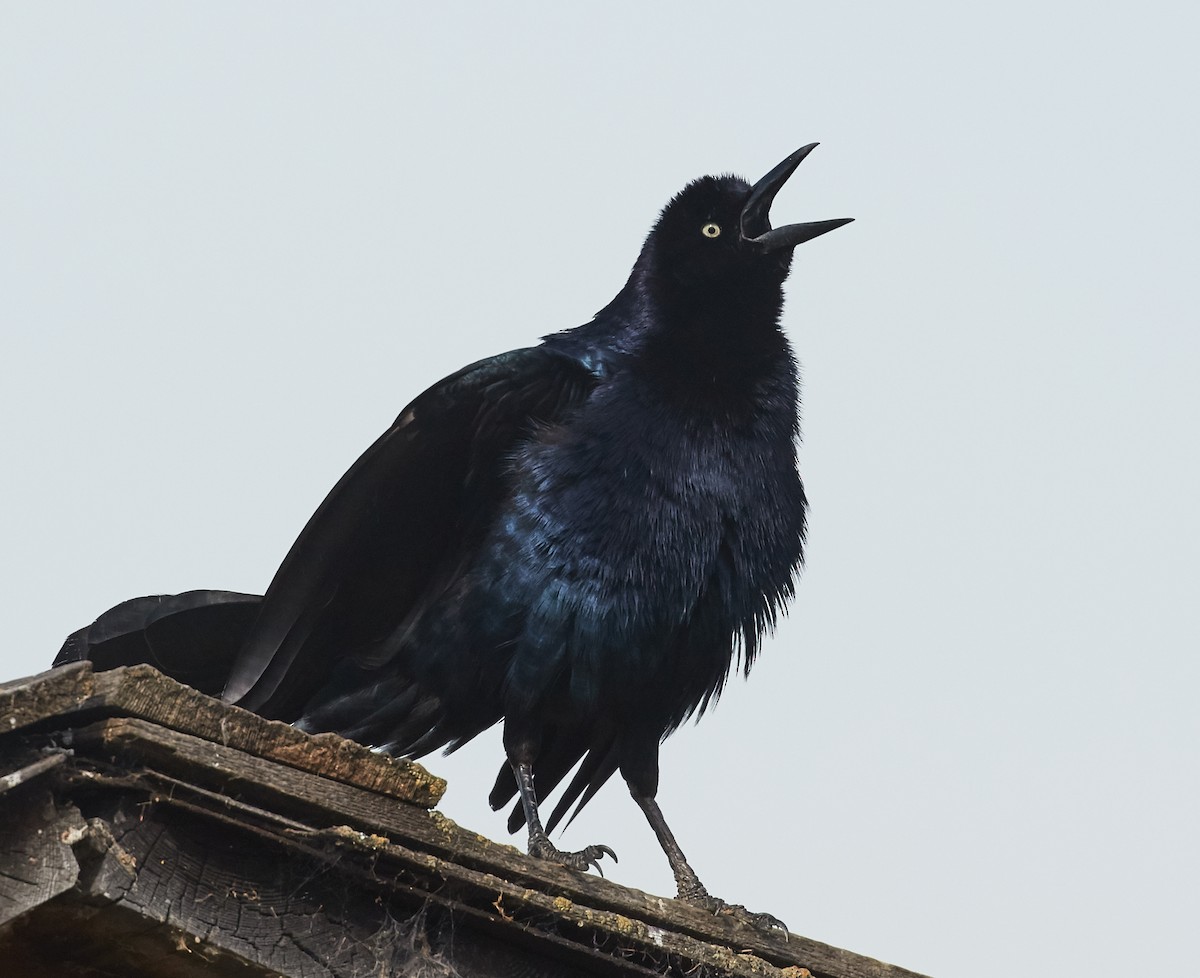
xmin=58 ymin=143 xmax=852 ymax=931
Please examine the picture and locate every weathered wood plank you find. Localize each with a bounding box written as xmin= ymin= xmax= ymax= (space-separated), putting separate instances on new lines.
xmin=92 ymin=665 xmax=447 ymax=808
xmin=1 ymin=665 xmax=931 ymax=978
xmin=61 ymin=788 xmax=805 ymax=978
xmin=310 ymin=822 xmax=825 ymax=978
xmin=0 ymin=662 xmax=95 ymax=735
xmin=66 ymin=717 xmax=928 ymax=978
xmin=73 ymin=715 xmax=442 ymax=839
xmin=0 ymin=790 xmax=84 ymax=926
xmin=93 ymin=803 xmax=619 ymax=978
xmin=0 ymin=662 xmax=445 ymax=808
xmin=0 ymin=752 xmax=66 ymax=795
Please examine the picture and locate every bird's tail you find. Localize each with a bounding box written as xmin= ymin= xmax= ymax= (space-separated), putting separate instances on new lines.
xmin=56 ymin=590 xmax=484 ymax=760
xmin=55 ymin=590 xmax=263 ymax=698
xmin=488 ymin=733 xmax=621 ymax=836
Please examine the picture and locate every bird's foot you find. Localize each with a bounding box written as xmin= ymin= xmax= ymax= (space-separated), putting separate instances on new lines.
xmin=678 ymin=881 xmax=788 ymax=936
xmin=528 ymin=835 xmax=618 ymax=875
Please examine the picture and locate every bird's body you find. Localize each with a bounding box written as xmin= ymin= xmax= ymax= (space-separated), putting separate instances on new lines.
xmin=58 ymin=145 xmax=851 ymax=929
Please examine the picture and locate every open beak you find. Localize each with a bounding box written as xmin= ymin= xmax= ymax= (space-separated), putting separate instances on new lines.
xmin=740 ymin=143 xmax=853 ymax=252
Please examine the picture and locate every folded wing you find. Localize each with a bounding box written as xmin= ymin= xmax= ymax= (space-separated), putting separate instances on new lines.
xmin=223 ymin=346 xmax=598 ymax=720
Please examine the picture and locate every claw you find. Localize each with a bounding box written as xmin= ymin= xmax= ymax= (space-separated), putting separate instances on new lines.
xmin=745 ymin=910 xmax=789 ymax=937
xmin=718 ymin=904 xmax=789 ymax=937
xmin=683 ymin=892 xmax=789 ymax=938
xmin=528 ymin=837 xmax=617 ymax=876
xmin=583 ymin=843 xmax=618 ymax=875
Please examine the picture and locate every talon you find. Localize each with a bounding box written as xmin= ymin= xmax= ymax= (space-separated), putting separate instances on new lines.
xmin=753 ymin=911 xmax=789 ymax=934
xmin=682 ymin=892 xmax=788 ymax=937
xmin=526 ymin=836 xmax=617 ymax=877
xmin=583 ymin=843 xmax=617 ymax=876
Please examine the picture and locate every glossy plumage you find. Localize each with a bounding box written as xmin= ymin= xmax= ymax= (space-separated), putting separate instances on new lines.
xmin=58 ymin=144 xmax=851 ymax=929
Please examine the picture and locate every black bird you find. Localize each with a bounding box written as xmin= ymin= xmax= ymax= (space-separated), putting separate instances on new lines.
xmin=58 ymin=143 xmax=851 ymax=929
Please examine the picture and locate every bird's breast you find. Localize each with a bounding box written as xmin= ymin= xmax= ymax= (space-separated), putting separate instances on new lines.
xmin=495 ymin=382 xmax=801 ymax=637
xmin=482 ymin=397 xmax=803 ymax=722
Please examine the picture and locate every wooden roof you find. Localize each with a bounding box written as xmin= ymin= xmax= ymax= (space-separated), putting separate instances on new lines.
xmin=0 ymin=662 xmax=931 ymax=978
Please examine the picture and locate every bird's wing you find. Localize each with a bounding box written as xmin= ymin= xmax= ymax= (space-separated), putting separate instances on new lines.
xmin=222 ymin=346 xmax=598 ymax=718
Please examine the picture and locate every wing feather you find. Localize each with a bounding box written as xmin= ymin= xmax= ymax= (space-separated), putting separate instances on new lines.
xmin=223 ymin=347 xmax=596 ymax=719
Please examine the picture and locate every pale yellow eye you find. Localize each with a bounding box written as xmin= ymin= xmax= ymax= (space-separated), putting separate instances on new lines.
xmin=701 ymin=222 xmax=721 ymax=238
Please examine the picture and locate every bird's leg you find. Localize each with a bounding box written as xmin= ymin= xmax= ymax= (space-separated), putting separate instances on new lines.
xmin=629 ymin=786 xmax=788 ymax=936
xmin=510 ymin=759 xmax=617 ymax=874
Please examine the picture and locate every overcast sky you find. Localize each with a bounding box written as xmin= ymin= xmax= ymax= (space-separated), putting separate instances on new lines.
xmin=3 ymin=5 xmax=1198 ymax=976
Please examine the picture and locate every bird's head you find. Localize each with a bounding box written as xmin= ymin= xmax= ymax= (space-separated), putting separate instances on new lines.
xmin=643 ymin=143 xmax=852 ymax=297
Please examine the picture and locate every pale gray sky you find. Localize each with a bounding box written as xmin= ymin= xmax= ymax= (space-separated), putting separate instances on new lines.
xmin=3 ymin=4 xmax=1198 ymax=976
